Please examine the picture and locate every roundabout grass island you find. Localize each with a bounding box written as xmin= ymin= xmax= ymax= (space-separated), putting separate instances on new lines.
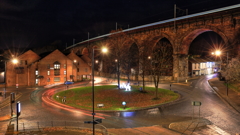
xmin=53 ymin=85 xmax=179 ymax=111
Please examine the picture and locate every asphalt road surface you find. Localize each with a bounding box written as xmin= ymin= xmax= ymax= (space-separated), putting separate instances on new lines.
xmin=1 ymin=74 xmax=240 ymax=134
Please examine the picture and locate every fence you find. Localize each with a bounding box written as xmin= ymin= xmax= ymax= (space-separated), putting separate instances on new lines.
xmin=15 ymin=120 xmax=108 ymax=135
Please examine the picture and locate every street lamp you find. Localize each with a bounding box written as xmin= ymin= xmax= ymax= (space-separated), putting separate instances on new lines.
xmin=115 ymin=59 xmax=120 ymax=89
xmin=212 ymin=50 xmax=229 ymax=96
xmin=4 ymin=60 xmax=7 ymax=98
xmin=91 ymin=47 xmax=107 ymax=135
xmin=212 ymin=50 xmax=222 ymax=71
xmin=12 ymin=58 xmax=19 ymax=89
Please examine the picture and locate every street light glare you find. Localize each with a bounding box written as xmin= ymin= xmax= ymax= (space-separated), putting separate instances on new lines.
xmin=102 ymin=48 xmax=108 ymax=53
xmin=12 ymin=58 xmax=18 ymax=64
xmin=215 ymin=50 xmax=221 ymax=56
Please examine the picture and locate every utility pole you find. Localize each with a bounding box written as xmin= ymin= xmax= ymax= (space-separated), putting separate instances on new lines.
xmin=174 ymin=4 xmax=176 ymax=33
xmin=226 ymin=52 xmax=229 ymax=96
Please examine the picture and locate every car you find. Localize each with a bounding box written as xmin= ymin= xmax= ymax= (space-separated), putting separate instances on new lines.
xmin=64 ymin=81 xmax=74 ymax=85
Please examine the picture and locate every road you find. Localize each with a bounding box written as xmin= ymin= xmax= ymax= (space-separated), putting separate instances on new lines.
xmin=1 ymin=74 xmax=240 ymax=134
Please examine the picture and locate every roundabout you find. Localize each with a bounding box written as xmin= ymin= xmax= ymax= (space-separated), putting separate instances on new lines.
xmin=49 ymin=85 xmax=179 ymax=111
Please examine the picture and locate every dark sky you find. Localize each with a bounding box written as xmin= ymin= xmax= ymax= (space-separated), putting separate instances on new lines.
xmin=0 ymin=0 xmax=240 ymax=50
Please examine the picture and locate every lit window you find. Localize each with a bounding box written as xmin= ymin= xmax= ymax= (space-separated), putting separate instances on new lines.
xmin=53 ymin=61 xmax=61 ymax=76
xmin=64 ymin=70 xmax=66 ymax=75
xmin=54 ymin=64 xmax=60 ymax=69
xmin=47 ymin=71 xmax=50 ymax=75
xmin=35 ymin=70 xmax=38 ymax=75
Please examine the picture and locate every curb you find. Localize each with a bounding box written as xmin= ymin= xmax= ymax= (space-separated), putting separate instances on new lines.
xmin=207 ymin=80 xmax=240 ymax=114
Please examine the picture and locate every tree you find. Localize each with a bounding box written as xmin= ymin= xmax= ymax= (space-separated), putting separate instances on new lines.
xmin=148 ymin=38 xmax=173 ymax=99
xmin=223 ymin=56 xmax=240 ymax=82
xmin=138 ymin=40 xmax=152 ymax=92
xmin=107 ymin=29 xmax=130 ymax=88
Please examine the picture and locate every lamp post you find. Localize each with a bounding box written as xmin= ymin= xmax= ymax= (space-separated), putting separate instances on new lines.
xmin=12 ymin=58 xmax=19 ymax=90
xmin=91 ymin=47 xmax=107 ymax=135
xmin=115 ymin=59 xmax=120 ymax=89
xmin=212 ymin=50 xmax=222 ymax=71
xmin=212 ymin=50 xmax=229 ymax=96
xmin=226 ymin=52 xmax=229 ymax=96
xmin=4 ymin=60 xmax=7 ymax=98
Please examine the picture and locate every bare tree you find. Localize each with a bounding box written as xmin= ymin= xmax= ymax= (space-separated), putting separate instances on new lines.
xmin=107 ymin=29 xmax=130 ymax=88
xmin=149 ymin=38 xmax=173 ymax=99
xmin=138 ymin=41 xmax=152 ymax=92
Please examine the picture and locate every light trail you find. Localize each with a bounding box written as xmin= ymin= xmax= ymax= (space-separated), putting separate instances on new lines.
xmin=41 ymin=87 xmax=111 ymax=119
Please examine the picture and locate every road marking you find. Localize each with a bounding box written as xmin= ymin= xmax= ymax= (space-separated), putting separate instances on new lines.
xmin=207 ymin=125 xmax=231 ymax=135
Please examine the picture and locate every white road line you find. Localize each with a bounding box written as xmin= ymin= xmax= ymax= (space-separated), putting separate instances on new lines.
xmin=207 ymin=125 xmax=231 ymax=135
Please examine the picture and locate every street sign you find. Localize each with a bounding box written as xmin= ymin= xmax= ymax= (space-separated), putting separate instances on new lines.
xmin=192 ymin=101 xmax=201 ymax=106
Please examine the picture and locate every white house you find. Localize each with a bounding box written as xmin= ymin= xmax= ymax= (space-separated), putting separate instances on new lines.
xmin=189 ymin=57 xmax=217 ymax=76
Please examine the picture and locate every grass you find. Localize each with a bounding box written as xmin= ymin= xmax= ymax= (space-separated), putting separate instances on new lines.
xmin=225 ymin=82 xmax=240 ymax=93
xmin=53 ymin=85 xmax=179 ymax=111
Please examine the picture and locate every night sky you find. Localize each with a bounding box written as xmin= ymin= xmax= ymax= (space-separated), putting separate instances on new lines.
xmin=0 ymin=0 xmax=239 ymax=50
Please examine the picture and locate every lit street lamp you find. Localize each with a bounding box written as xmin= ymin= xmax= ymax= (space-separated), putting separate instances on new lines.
xmin=11 ymin=58 xmax=19 ymax=88
xmin=91 ymin=47 xmax=107 ymax=135
xmin=115 ymin=59 xmax=120 ymax=89
xmin=212 ymin=50 xmax=229 ymax=96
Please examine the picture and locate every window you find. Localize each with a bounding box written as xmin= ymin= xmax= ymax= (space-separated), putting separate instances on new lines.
xmin=64 ymin=70 xmax=66 ymax=75
xmin=54 ymin=61 xmax=60 ymax=76
xmin=64 ymin=64 xmax=66 ymax=69
xmin=47 ymin=64 xmax=50 ymax=69
xmin=54 ymin=77 xmax=60 ymax=82
xmin=54 ymin=70 xmax=60 ymax=76
xmin=47 ymin=71 xmax=50 ymax=75
xmin=47 ymin=78 xmax=50 ymax=82
xmin=77 ymin=68 xmax=79 ymax=72
xmin=54 ymin=64 xmax=60 ymax=69
xmin=64 ymin=77 xmax=66 ymax=81
xmin=35 ymin=70 xmax=38 ymax=75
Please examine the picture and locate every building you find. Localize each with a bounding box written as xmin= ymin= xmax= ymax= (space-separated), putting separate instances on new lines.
xmin=5 ymin=49 xmax=91 ymax=87
xmin=188 ymin=57 xmax=217 ymax=76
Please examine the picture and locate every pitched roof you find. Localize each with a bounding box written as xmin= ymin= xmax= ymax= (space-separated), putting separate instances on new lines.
xmin=189 ymin=57 xmax=215 ymax=63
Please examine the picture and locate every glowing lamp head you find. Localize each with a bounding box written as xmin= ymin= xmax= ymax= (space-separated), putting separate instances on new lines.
xmin=122 ymin=101 xmax=126 ymax=106
xmin=215 ymin=50 xmax=221 ymax=56
xmin=12 ymin=58 xmax=18 ymax=64
xmin=102 ymin=48 xmax=108 ymax=53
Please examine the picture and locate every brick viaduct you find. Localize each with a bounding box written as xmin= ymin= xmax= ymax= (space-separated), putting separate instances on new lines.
xmin=67 ymin=4 xmax=240 ymax=81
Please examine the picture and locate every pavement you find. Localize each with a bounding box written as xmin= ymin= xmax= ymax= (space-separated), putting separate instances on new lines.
xmin=0 ymin=76 xmax=240 ymax=135
xmin=208 ymin=77 xmax=240 ymax=114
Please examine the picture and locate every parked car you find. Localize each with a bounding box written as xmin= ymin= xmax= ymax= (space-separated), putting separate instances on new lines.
xmin=64 ymin=81 xmax=74 ymax=85
xmin=217 ymin=72 xmax=225 ymax=81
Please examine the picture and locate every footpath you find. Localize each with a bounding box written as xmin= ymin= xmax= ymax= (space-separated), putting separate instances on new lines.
xmin=1 ymin=77 xmax=240 ymax=135
xmin=208 ymin=78 xmax=240 ymax=113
